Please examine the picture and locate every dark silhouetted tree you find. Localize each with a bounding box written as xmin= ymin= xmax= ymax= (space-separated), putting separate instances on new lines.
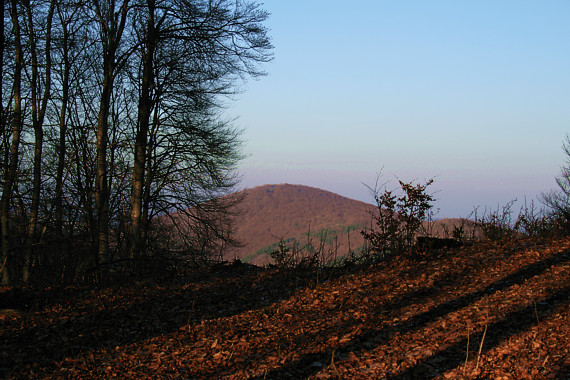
xmin=0 ymin=0 xmax=272 ymax=284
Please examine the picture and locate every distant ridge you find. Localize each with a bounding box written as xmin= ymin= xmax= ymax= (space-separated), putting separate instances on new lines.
xmin=225 ymin=184 xmax=374 ymax=265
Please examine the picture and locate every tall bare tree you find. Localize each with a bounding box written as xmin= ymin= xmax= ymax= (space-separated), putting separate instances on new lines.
xmin=22 ymin=0 xmax=55 ymax=281
xmin=129 ymin=0 xmax=160 ymax=260
xmin=1 ymin=0 xmax=25 ymax=285
xmin=127 ymin=0 xmax=271 ymax=266
xmin=53 ymin=1 xmax=74 ymax=239
xmin=91 ymin=0 xmax=131 ymax=280
xmin=0 ymin=0 xmax=6 ymax=282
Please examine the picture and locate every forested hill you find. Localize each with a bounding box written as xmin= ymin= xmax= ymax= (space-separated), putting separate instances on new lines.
xmin=224 ymin=184 xmax=374 ymax=265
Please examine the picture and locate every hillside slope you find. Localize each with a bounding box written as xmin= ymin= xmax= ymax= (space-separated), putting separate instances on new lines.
xmin=3 ymin=237 xmax=569 ymax=378
xmin=225 ymin=184 xmax=375 ymax=265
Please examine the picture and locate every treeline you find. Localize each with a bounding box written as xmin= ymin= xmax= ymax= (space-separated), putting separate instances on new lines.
xmin=0 ymin=0 xmax=272 ymax=285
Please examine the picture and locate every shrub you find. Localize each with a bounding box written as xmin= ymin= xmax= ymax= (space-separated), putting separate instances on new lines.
xmin=515 ymin=198 xmax=569 ymax=239
xmin=473 ymin=198 xmax=568 ymax=243
xmin=269 ymin=239 xmax=296 ymax=268
xmin=361 ymin=174 xmax=435 ymax=259
xmin=268 ymin=228 xmax=341 ymax=269
xmin=541 ymin=134 xmax=570 ymax=235
xmin=474 ymin=200 xmax=519 ymax=242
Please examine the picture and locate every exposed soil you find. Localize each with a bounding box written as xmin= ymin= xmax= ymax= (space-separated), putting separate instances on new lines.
xmin=1 ymin=237 xmax=569 ymax=379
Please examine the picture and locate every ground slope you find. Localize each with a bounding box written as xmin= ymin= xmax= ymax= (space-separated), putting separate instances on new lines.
xmin=2 ymin=237 xmax=569 ymax=379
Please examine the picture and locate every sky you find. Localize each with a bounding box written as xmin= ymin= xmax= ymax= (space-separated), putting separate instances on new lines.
xmin=225 ymin=0 xmax=570 ymax=218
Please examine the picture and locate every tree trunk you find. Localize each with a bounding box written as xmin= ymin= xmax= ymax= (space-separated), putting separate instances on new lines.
xmin=55 ymin=6 xmax=70 ymax=239
xmin=0 ymin=0 xmax=5 ymax=283
xmin=1 ymin=0 xmax=24 ymax=285
xmin=130 ymin=0 xmax=156 ymax=262
xmin=95 ymin=63 xmax=112 ymax=280
xmin=24 ymin=0 xmax=54 ymax=283
xmin=93 ymin=0 xmax=129 ymax=283
xmin=0 ymin=0 xmax=5 ymax=142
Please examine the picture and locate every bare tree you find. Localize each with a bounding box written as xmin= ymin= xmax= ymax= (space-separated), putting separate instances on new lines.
xmin=52 ymin=0 xmax=83 ymax=240
xmin=0 ymin=0 xmax=6 ymax=282
xmin=128 ymin=0 xmax=159 ymax=261
xmin=1 ymin=0 xmax=25 ymax=285
xmin=90 ymin=0 xmax=131 ymax=280
xmin=0 ymin=0 xmax=272 ymax=284
xmin=126 ymin=0 xmax=271 ymax=267
xmin=542 ymin=135 xmax=570 ymax=231
xmin=22 ymin=0 xmax=55 ymax=282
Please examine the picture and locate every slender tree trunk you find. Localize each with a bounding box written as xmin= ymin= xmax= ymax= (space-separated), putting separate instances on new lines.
xmin=130 ymin=0 xmax=156 ymax=261
xmin=93 ymin=0 xmax=129 ymax=282
xmin=140 ymin=120 xmax=155 ymax=248
xmin=73 ymin=126 xmax=97 ymax=247
xmin=95 ymin=63 xmax=113 ymax=280
xmin=1 ymin=0 xmax=24 ymax=285
xmin=55 ymin=14 xmax=70 ymax=239
xmin=0 ymin=0 xmax=5 ymax=142
xmin=0 ymin=0 xmax=5 ymax=282
xmin=25 ymin=0 xmax=39 ymax=273
xmin=23 ymin=0 xmax=54 ymax=283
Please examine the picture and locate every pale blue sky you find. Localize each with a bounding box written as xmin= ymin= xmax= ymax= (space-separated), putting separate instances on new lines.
xmin=226 ymin=0 xmax=570 ymax=217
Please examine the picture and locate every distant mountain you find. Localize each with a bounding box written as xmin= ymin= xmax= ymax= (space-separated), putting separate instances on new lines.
xmin=224 ymin=184 xmax=374 ymax=265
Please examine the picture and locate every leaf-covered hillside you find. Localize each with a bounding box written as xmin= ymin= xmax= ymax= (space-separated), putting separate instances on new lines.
xmin=2 ymin=237 xmax=569 ymax=379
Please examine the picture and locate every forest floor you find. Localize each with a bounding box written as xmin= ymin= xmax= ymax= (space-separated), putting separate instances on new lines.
xmin=1 ymin=237 xmax=569 ymax=379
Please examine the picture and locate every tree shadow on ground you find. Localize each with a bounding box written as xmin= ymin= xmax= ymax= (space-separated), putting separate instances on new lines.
xmin=254 ymin=248 xmax=570 ymax=379
xmin=0 ymin=264 xmax=349 ymax=378
xmin=387 ymin=285 xmax=570 ymax=379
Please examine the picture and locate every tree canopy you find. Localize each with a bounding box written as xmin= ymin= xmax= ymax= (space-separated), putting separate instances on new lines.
xmin=0 ymin=0 xmax=272 ymax=285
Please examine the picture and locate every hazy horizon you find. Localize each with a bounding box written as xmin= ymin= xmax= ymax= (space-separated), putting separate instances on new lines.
xmin=225 ymin=1 xmax=570 ymax=217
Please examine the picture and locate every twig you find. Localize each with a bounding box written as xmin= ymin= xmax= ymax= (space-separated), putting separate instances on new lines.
xmin=463 ymin=324 xmax=470 ymax=376
xmin=330 ymin=349 xmax=342 ymax=380
xmin=475 ymin=323 xmax=488 ymax=370
xmin=0 ymin=254 xmax=7 ymax=273
xmin=533 ymin=300 xmax=540 ymax=324
xmin=228 ymin=343 xmax=235 ymax=361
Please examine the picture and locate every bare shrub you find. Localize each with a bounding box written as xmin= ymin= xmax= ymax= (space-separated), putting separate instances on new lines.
xmin=541 ymin=135 xmax=570 ymax=235
xmin=472 ymin=133 xmax=570 ymax=243
xmin=475 ymin=200 xmax=519 ymax=242
xmin=268 ymin=227 xmax=345 ymax=269
xmin=473 ymin=197 xmax=567 ymax=243
xmin=361 ymin=174 xmax=435 ymax=260
xmin=515 ymin=199 xmax=567 ymax=239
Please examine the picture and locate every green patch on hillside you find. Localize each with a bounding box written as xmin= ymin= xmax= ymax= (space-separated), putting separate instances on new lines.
xmin=242 ymin=237 xmax=300 ymax=263
xmin=342 ymin=224 xmax=362 ymax=233
xmin=242 ymin=224 xmax=366 ymax=265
